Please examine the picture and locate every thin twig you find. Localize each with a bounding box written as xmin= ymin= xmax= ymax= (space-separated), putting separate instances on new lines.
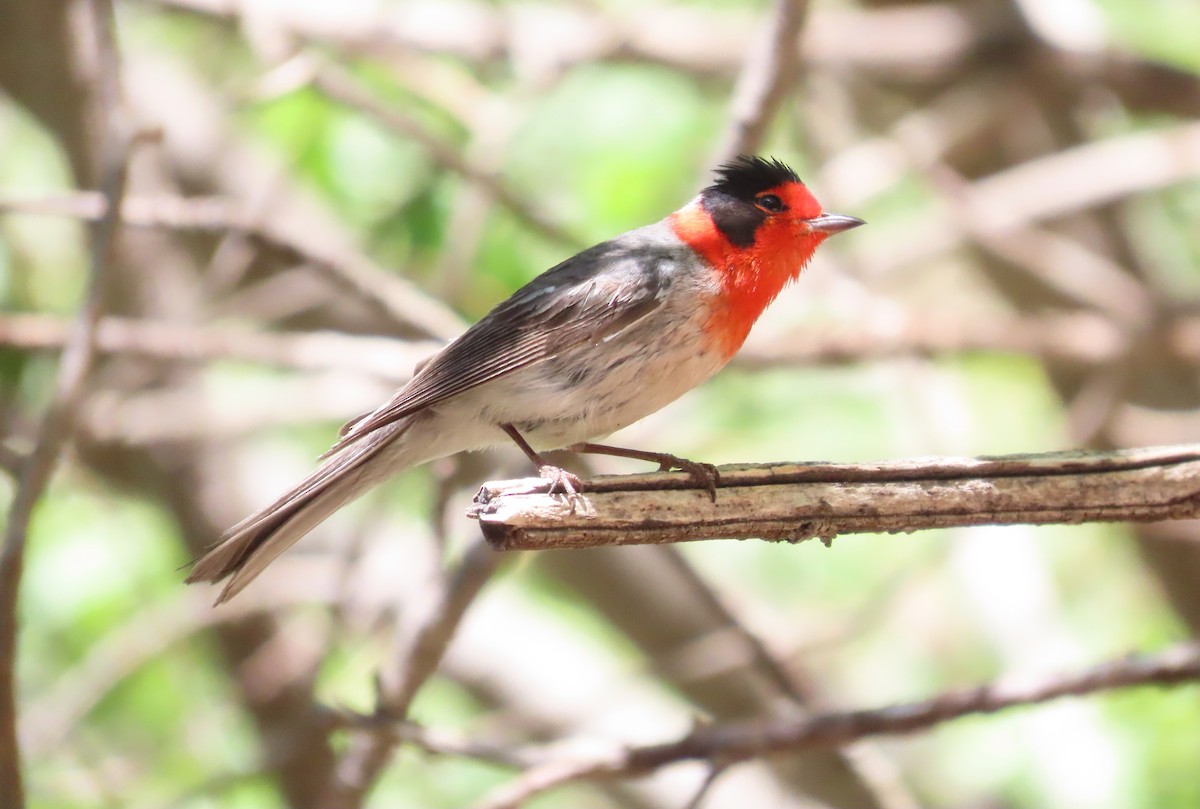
xmin=865 ymin=120 xmax=1200 ymax=278
xmin=0 ymin=1 xmax=130 ymax=804
xmin=652 ymin=548 xmax=918 ymax=809
xmin=714 ymin=0 xmax=809 ymax=163
xmin=0 ymin=312 xmax=439 ymax=379
xmin=12 ymin=308 xmax=1200 ymax=375
xmin=0 ymin=191 xmax=465 ymax=340
xmin=921 ymin=161 xmax=1154 ymax=324
xmin=658 ymin=549 xmax=815 ymax=699
xmin=310 ymin=62 xmax=578 ymax=249
xmin=141 ymin=0 xmax=1200 ymax=125
xmin=25 ymin=553 xmax=445 ymax=758
xmin=319 ymin=710 xmax=532 ymax=770
xmin=681 ymin=764 xmax=727 ymax=809
xmin=735 ymin=310 xmax=1139 ymax=368
xmin=471 ymin=444 xmax=1200 ymax=551
xmin=132 ymin=0 xmax=1038 ymax=82
xmin=79 ymin=375 xmax=387 ymax=445
xmin=323 ymin=540 xmax=501 ymax=808
xmin=471 ymin=642 xmax=1200 ymax=809
xmin=0 ymin=444 xmax=25 ymax=481
xmin=836 ymin=100 xmax=1156 ymax=323
xmin=0 ymin=190 xmax=232 ymax=226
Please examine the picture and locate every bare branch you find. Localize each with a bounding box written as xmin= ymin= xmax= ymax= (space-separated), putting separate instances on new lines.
xmin=0 ymin=312 xmax=438 ymax=380
xmin=324 ymin=540 xmax=500 ymax=808
xmin=319 ymin=710 xmax=531 ymax=771
xmin=140 ymin=0 xmax=1200 ymax=126
xmin=0 ymin=1 xmax=130 ymax=803
xmin=0 ymin=445 xmax=24 ymax=481
xmin=681 ymin=765 xmax=728 ymax=809
xmin=471 ymin=445 xmax=1200 ymax=552
xmin=377 ymin=542 xmax=500 ymax=716
xmin=864 ymin=120 xmax=1200 ymax=278
xmin=13 ymin=308 xmax=1200 ymax=378
xmin=0 ymin=189 xmax=232 ymax=226
xmin=737 ymin=309 xmax=1132 ymax=368
xmin=0 ymin=191 xmax=465 ymax=340
xmin=646 ymin=548 xmax=918 ymax=809
xmin=309 ymin=62 xmax=578 ymax=249
xmin=137 ymin=1 xmax=1008 ymax=81
xmin=79 ymin=376 xmax=385 ymax=445
xmin=714 ymin=0 xmax=809 ymax=163
xmin=921 ymin=163 xmax=1154 ymax=324
xmin=472 ymin=642 xmax=1200 ymax=809
xmin=24 ymin=551 xmax=477 ymax=758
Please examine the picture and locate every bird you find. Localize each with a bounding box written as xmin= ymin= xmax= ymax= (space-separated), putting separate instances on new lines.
xmin=187 ymin=155 xmax=864 ymax=603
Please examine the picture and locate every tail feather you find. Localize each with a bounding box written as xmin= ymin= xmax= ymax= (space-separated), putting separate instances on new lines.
xmin=187 ymin=421 xmax=410 ymax=604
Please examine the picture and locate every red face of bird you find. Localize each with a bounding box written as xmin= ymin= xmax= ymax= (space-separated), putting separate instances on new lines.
xmin=670 ymin=155 xmax=864 ymax=276
xmin=669 ymin=155 xmax=865 ymax=358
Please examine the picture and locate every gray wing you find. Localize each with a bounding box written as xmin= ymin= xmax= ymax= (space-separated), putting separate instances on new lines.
xmin=326 ymin=237 xmax=680 ymax=454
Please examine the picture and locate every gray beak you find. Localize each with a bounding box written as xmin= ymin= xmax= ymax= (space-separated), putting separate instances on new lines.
xmin=807 ymin=213 xmax=866 ymax=234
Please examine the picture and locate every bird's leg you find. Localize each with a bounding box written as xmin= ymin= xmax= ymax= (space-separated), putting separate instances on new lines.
xmin=500 ymin=424 xmax=583 ymax=500
xmin=568 ymin=442 xmax=719 ymax=502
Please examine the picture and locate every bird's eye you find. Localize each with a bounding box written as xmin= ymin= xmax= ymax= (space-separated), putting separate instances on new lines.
xmin=756 ymin=194 xmax=785 ymax=213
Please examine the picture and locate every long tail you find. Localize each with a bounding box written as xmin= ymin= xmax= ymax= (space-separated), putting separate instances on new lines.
xmin=186 ymin=420 xmax=413 ymax=604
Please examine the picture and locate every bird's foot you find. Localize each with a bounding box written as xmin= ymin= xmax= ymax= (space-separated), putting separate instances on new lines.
xmin=568 ymin=442 xmax=721 ymax=502
xmin=654 ymin=454 xmax=720 ymax=502
xmin=538 ymin=464 xmax=585 ymax=509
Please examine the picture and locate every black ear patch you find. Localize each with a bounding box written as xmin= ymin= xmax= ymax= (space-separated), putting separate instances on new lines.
xmin=700 ymin=155 xmax=800 ymax=247
xmin=700 ymin=193 xmax=765 ymax=248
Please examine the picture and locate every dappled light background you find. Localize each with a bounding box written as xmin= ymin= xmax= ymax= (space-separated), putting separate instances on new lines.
xmin=2 ymin=0 xmax=1200 ymax=807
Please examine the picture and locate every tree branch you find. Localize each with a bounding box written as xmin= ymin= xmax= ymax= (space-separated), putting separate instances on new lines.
xmin=864 ymin=119 xmax=1200 ymax=278
xmin=12 ymin=308 xmax=1200 ymax=377
xmin=323 ymin=540 xmax=500 ymax=808
xmin=0 ymin=312 xmax=439 ymax=380
xmin=470 ymin=444 xmax=1200 ymax=551
xmin=0 ymin=191 xmax=465 ymax=341
xmin=713 ymin=0 xmax=809 ymax=163
xmin=471 ymin=641 xmax=1200 ymax=809
xmin=0 ymin=1 xmax=129 ymax=804
xmin=309 ymin=62 xmax=579 ymax=250
xmin=0 ymin=444 xmax=24 ymax=481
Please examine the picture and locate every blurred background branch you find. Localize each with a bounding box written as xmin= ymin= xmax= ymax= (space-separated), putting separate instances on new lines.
xmin=0 ymin=1 xmax=131 ymax=805
xmin=714 ymin=0 xmax=809 ymax=163
xmin=2 ymin=0 xmax=1200 ymax=807
xmin=473 ymin=641 xmax=1200 ymax=809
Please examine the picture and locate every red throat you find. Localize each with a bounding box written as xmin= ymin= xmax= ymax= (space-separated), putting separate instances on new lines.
xmin=669 ymin=195 xmax=823 ymax=359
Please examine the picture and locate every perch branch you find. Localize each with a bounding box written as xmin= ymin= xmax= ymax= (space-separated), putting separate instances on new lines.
xmin=470 ymin=444 xmax=1200 ymax=551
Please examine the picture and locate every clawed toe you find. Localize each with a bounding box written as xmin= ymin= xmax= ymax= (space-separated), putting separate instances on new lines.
xmin=657 ymin=455 xmax=720 ymax=502
xmin=684 ymin=461 xmax=720 ymax=502
xmin=539 ymin=465 xmax=584 ymax=507
xmin=561 ymin=441 xmax=720 ymax=502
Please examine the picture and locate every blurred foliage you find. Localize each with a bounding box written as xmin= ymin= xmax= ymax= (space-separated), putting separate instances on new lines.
xmin=1096 ymin=0 xmax=1200 ymax=70
xmin=3 ymin=0 xmax=1200 ymax=808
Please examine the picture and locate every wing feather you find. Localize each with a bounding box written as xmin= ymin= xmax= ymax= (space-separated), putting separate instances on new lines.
xmin=325 ymin=239 xmax=679 ymax=455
